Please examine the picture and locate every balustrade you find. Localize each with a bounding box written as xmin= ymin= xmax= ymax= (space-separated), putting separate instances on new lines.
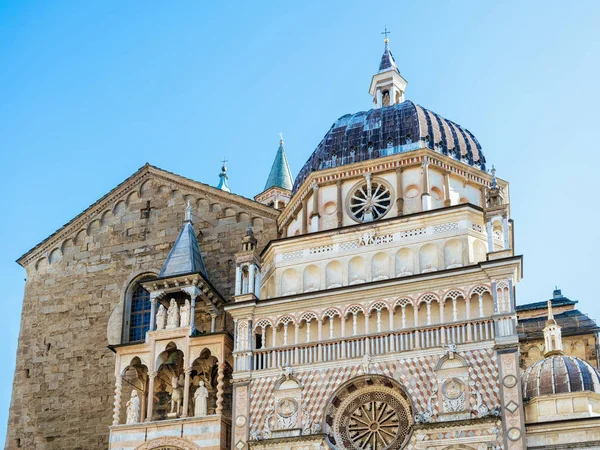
xmin=249 ymin=319 xmax=495 ymax=371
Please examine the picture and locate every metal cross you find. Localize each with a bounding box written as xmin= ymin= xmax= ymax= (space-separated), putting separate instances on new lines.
xmin=140 ymin=200 xmax=153 ymax=219
xmin=221 ymin=158 xmax=228 ymax=166
xmin=381 ymin=27 xmax=391 ymax=40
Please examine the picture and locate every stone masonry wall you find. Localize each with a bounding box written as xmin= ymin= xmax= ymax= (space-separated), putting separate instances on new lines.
xmin=5 ymin=170 xmax=278 ymax=450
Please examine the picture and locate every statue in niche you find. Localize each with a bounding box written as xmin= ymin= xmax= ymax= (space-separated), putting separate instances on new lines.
xmin=170 ymin=375 xmax=184 ymax=416
xmin=166 ymin=298 xmax=180 ymax=329
xmin=398 ymin=267 xmax=413 ymax=277
xmin=382 ymin=91 xmax=390 ymax=107
xmin=180 ymin=299 xmax=191 ymax=327
xmin=194 ymin=380 xmax=209 ymax=416
xmin=156 ymin=304 xmax=167 ymax=330
xmin=126 ymin=390 xmax=140 ymax=424
xmin=362 ymin=353 xmax=373 ymax=374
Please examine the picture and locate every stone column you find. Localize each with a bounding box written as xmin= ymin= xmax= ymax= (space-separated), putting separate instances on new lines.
xmin=336 ymin=180 xmax=343 ymax=227
xmin=146 ymin=372 xmax=156 ymax=421
xmin=310 ymin=183 xmax=320 ymax=232
xmin=189 ymin=293 xmax=197 ymax=335
xmin=149 ymin=294 xmax=159 ymax=332
xmin=396 ymin=167 xmax=404 ymax=216
xmin=216 ymin=363 xmax=226 ymax=415
xmin=502 ymin=215 xmax=510 ymax=249
xmin=388 ymin=308 xmax=394 ymax=331
xmin=235 ymin=266 xmax=242 ymax=295
xmin=301 ymin=197 xmax=308 ymax=234
xmin=317 ymin=319 xmax=323 ymax=341
xmin=440 ymin=302 xmax=445 ymax=323
xmin=421 ymin=158 xmax=432 ymax=211
xmin=452 ymin=299 xmax=458 ymax=321
xmin=341 ymin=315 xmax=346 ymax=338
xmin=413 ymin=305 xmax=419 ymax=327
xmin=365 ymin=313 xmax=370 ymax=334
xmin=181 ymin=367 xmax=192 ymax=418
xmin=255 ymin=270 xmax=262 ymax=299
xmin=486 ymin=221 xmax=494 ymax=251
xmin=443 ymin=171 xmax=452 ymax=207
xmin=112 ymin=374 xmax=122 ymax=425
xmin=210 ymin=313 xmax=216 ymax=333
xmin=249 ymin=265 xmax=256 ymax=294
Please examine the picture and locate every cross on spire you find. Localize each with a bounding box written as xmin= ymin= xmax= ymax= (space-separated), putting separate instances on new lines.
xmin=279 ymin=132 xmax=284 ymax=145
xmin=221 ymin=157 xmax=228 ymax=166
xmin=381 ymin=26 xmax=391 ymax=43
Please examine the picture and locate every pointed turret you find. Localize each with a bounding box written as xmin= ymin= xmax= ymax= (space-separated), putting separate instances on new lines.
xmin=216 ymin=161 xmax=231 ymax=193
xmin=159 ymin=201 xmax=207 ymax=278
xmin=255 ymin=135 xmax=293 ymax=210
xmin=369 ymin=32 xmax=408 ymax=108
xmin=543 ymin=295 xmax=564 ymax=356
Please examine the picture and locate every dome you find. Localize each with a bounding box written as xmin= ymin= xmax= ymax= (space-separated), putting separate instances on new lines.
xmin=292 ymin=100 xmax=486 ymax=193
xmin=522 ymin=355 xmax=600 ymax=399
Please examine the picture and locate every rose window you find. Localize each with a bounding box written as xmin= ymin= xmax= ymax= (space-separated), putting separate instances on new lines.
xmin=326 ymin=378 xmax=413 ymax=450
xmin=348 ymin=175 xmax=392 ymax=223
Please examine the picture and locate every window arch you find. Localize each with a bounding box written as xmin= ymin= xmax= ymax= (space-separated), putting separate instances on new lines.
xmin=122 ymin=274 xmax=156 ymax=343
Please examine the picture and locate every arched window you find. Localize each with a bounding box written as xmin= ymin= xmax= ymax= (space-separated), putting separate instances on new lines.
xmin=123 ymin=275 xmax=155 ymax=343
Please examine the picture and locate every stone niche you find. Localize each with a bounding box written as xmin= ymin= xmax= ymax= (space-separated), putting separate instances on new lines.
xmin=435 ymin=351 xmax=471 ymax=421
xmin=271 ymin=377 xmax=306 ymax=438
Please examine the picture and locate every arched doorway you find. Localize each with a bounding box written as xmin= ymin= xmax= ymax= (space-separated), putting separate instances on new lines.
xmin=135 ymin=436 xmax=202 ymax=450
xmin=323 ymin=375 xmax=414 ymax=449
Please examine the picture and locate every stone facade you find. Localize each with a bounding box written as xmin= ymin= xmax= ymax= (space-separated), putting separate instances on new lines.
xmin=5 ymin=165 xmax=278 ymax=450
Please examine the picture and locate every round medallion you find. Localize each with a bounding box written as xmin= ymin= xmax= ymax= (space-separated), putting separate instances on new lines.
xmin=503 ymin=375 xmax=517 ymax=388
xmin=347 ymin=178 xmax=393 ymax=223
xmin=331 ymin=384 xmax=412 ymax=450
xmin=442 ymin=378 xmax=464 ymax=400
xmin=235 ymin=415 xmax=247 ymax=427
xmin=278 ymin=398 xmax=298 ymax=418
xmin=507 ymin=427 xmax=522 ymax=441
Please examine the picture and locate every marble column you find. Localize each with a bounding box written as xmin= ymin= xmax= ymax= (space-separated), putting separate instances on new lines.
xmin=181 ymin=367 xmax=192 ymax=418
xmin=112 ymin=374 xmax=122 ymax=425
xmin=145 ymin=372 xmax=156 ymax=421
xmin=396 ymin=167 xmax=404 ymax=215
xmin=216 ymin=363 xmax=225 ymax=415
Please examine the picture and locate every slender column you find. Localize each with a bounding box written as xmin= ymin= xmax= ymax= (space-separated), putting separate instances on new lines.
xmin=341 ymin=315 xmax=346 ymax=338
xmin=478 ymin=294 xmax=484 ymax=318
xmin=301 ymin=197 xmax=308 ymax=234
xmin=465 ymin=297 xmax=471 ymax=320
xmin=235 ymin=266 xmax=242 ymax=295
xmin=336 ymin=180 xmax=343 ymax=227
xmin=421 ymin=158 xmax=432 ymax=211
xmin=283 ymin=323 xmax=289 ymax=346
xmin=295 ymin=323 xmax=300 ymax=346
xmin=149 ymin=296 xmax=158 ymax=331
xmin=272 ymin=326 xmax=277 ymax=347
xmin=317 ymin=319 xmax=323 ymax=341
xmin=443 ymin=171 xmax=452 ymax=207
xmin=486 ymin=221 xmax=494 ymax=251
xmin=216 ymin=363 xmax=225 ymax=415
xmin=440 ymin=302 xmax=445 ymax=323
xmin=329 ymin=318 xmax=334 ymax=339
xmin=413 ymin=305 xmax=419 ymax=327
xmin=210 ymin=313 xmax=216 ymax=333
xmin=396 ymin=168 xmax=404 ymax=216
xmin=249 ymin=265 xmax=256 ymax=294
xmin=426 ymin=303 xmax=432 ymax=325
xmin=401 ymin=305 xmax=407 ymax=329
xmin=260 ymin=325 xmax=267 ymax=349
xmin=146 ymin=372 xmax=156 ymax=421
xmin=352 ymin=313 xmax=358 ymax=336
xmin=310 ymin=183 xmax=320 ymax=232
xmin=365 ymin=313 xmax=370 ymax=335
xmin=181 ymin=367 xmax=192 ymax=418
xmin=306 ymin=320 xmax=311 ymax=342
xmin=256 ymin=270 xmax=262 ymax=299
xmin=376 ymin=310 xmax=382 ymax=332
xmin=112 ymin=374 xmax=122 ymax=425
xmin=452 ymin=299 xmax=458 ymax=321
xmin=233 ymin=319 xmax=239 ymax=350
xmin=388 ymin=309 xmax=394 ymax=331
xmin=502 ymin=215 xmax=510 ymax=249
xmin=189 ymin=294 xmax=197 ymax=334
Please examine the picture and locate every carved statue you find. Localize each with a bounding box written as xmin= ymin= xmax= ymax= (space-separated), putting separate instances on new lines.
xmin=170 ymin=375 xmax=184 ymax=416
xmin=194 ymin=380 xmax=209 ymax=417
xmin=156 ymin=304 xmax=167 ymax=330
xmin=362 ymin=353 xmax=373 ymax=374
xmin=279 ymin=365 xmax=293 ymax=382
xmin=166 ymin=298 xmax=180 ymax=329
xmin=180 ymin=299 xmax=191 ymax=327
xmin=125 ymin=390 xmax=140 ymax=424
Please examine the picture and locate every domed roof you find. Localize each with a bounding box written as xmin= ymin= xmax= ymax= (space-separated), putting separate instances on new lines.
xmin=522 ymin=355 xmax=600 ymax=399
xmin=292 ymin=100 xmax=486 ymax=194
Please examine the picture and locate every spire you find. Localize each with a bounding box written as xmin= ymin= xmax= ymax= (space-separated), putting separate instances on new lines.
xmin=264 ymin=134 xmax=294 ymax=191
xmin=216 ymin=159 xmax=231 ymax=192
xmin=369 ymin=30 xmax=407 ymax=108
xmin=543 ymin=297 xmax=564 ymax=356
xmin=159 ymin=201 xmax=207 ymax=279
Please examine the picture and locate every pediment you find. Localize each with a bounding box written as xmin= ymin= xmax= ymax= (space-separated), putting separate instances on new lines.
xmin=19 ymin=163 xmax=279 ymax=269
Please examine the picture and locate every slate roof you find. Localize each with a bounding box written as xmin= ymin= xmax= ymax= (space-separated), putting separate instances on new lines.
xmin=264 ymin=142 xmax=294 ymax=191
xmin=292 ymin=100 xmax=485 ymax=194
xmin=378 ymin=42 xmax=400 ymax=73
xmin=516 ymin=297 xmax=577 ymax=312
xmin=158 ymin=218 xmax=207 ymax=279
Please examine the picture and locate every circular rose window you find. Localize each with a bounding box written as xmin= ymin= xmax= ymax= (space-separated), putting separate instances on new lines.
xmin=325 ymin=376 xmax=413 ymax=450
xmin=347 ymin=175 xmax=393 ymax=223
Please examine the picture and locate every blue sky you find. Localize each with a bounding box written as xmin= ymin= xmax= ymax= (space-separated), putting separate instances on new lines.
xmin=1 ymin=0 xmax=599 ymax=440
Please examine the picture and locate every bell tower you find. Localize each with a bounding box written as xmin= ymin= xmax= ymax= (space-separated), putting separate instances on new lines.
xmin=369 ymin=30 xmax=408 ymax=108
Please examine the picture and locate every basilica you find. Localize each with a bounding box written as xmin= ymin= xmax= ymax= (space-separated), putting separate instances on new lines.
xmin=6 ymin=38 xmax=600 ymax=450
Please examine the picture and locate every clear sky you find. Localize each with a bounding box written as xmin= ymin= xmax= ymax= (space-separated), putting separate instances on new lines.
xmin=1 ymin=0 xmax=599 ymax=440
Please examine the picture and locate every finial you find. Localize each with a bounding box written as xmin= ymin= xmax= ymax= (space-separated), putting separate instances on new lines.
xmin=279 ymin=132 xmax=284 ymax=146
xmin=216 ymin=159 xmax=231 ymax=193
xmin=381 ymin=26 xmax=391 ymax=44
xmin=185 ymin=200 xmax=193 ymax=222
xmin=490 ymin=165 xmax=498 ymax=189
xmin=547 ymin=300 xmax=554 ymax=321
xmin=220 ymin=158 xmax=228 ymax=173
